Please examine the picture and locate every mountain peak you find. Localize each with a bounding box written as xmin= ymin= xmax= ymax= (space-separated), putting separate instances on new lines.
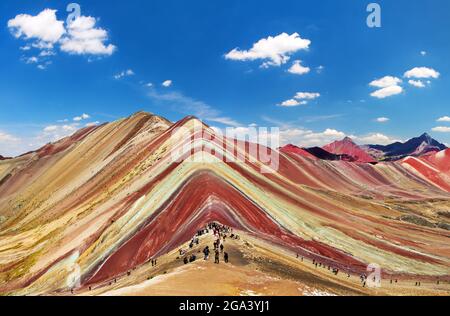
xmin=342 ymin=136 xmax=355 ymax=143
xmin=419 ymin=132 xmax=432 ymax=140
xmin=323 ymin=137 xmax=376 ymax=163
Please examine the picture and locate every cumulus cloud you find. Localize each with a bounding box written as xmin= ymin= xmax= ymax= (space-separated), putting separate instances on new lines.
xmin=114 ymin=69 xmax=134 ymax=80
xmin=26 ymin=56 xmax=39 ymax=64
xmin=60 ymin=16 xmax=116 ymax=56
xmin=294 ymin=92 xmax=320 ymax=100
xmin=370 ymin=85 xmax=403 ymax=99
xmin=432 ymin=126 xmax=450 ymax=133
xmin=278 ymin=92 xmax=320 ymax=107
xmin=354 ymin=133 xmax=398 ymax=145
xmin=162 ymin=80 xmax=173 ymax=87
xmin=8 ymin=9 xmax=116 ymax=68
xmin=7 ymin=9 xmax=65 ymax=44
xmin=278 ymin=99 xmax=307 ymax=107
xmin=437 ymin=116 xmax=450 ymax=122
xmin=375 ymin=117 xmax=390 ymax=123
xmin=73 ymin=113 xmax=90 ymax=121
xmin=287 ymin=60 xmax=310 ymax=75
xmin=225 ymin=32 xmax=311 ymax=68
xmin=404 ymin=67 xmax=440 ymax=79
xmin=258 ymin=116 xmax=399 ymax=147
xmin=369 ymin=76 xmax=402 ymax=88
xmin=369 ymin=76 xmax=403 ymax=99
xmin=408 ymin=79 xmax=426 ymax=88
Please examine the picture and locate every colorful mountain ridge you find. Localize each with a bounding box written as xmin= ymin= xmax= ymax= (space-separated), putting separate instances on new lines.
xmin=0 ymin=112 xmax=449 ymax=295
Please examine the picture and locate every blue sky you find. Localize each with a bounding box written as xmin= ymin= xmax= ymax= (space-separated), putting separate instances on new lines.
xmin=1 ymin=0 xmax=450 ymax=156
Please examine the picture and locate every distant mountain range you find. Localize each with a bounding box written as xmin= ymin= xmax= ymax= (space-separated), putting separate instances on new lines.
xmin=281 ymin=133 xmax=448 ymax=163
xmin=364 ymin=133 xmax=447 ymax=161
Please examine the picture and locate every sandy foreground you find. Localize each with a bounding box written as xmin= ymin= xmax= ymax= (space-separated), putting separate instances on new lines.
xmin=58 ymin=230 xmax=450 ymax=297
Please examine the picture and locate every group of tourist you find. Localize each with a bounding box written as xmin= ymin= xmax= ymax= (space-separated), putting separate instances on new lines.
xmin=181 ymin=222 xmax=233 ymax=266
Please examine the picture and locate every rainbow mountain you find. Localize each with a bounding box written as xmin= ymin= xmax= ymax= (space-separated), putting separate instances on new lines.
xmin=0 ymin=112 xmax=449 ymax=296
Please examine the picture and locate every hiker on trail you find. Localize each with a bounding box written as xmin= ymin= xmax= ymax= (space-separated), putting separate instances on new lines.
xmin=184 ymin=257 xmax=188 ymax=264
xmin=189 ymin=254 xmax=196 ymax=263
xmin=224 ymin=252 xmax=229 ymax=263
xmin=215 ymin=251 xmax=220 ymax=264
xmin=220 ymin=244 xmax=224 ymax=253
xmin=203 ymin=246 xmax=210 ymax=260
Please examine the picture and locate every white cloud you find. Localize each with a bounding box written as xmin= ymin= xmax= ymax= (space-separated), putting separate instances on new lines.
xmin=287 ymin=60 xmax=310 ymax=75
xmin=114 ymin=69 xmax=134 ymax=79
xmin=420 ymin=51 xmax=427 ymax=56
xmin=0 ymin=131 xmax=22 ymax=157
xmin=43 ymin=125 xmax=58 ymax=132
xmin=60 ymin=16 xmax=116 ymax=56
xmin=85 ymin=121 xmax=100 ymax=127
xmin=294 ymin=92 xmax=320 ymax=100
xmin=437 ymin=116 xmax=450 ymax=122
xmin=408 ymin=79 xmax=426 ymax=88
xmin=369 ymin=76 xmax=403 ymax=99
xmin=370 ymin=85 xmax=403 ymax=99
xmin=369 ymin=76 xmax=402 ymax=88
xmin=7 ymin=9 xmax=65 ymax=44
xmin=73 ymin=113 xmax=90 ymax=121
xmin=225 ymin=32 xmax=311 ymax=68
xmin=8 ymin=9 xmax=116 ymax=69
xmin=375 ymin=117 xmax=390 ymax=123
xmin=355 ymin=133 xmax=398 ymax=145
xmin=0 ymin=131 xmax=20 ymax=143
xmin=26 ymin=56 xmax=39 ymax=64
xmin=146 ymin=82 xmax=153 ymax=87
xmin=278 ymin=99 xmax=307 ymax=107
xmin=432 ymin=126 xmax=450 ymax=133
xmin=39 ymin=50 xmax=55 ymax=57
xmin=162 ymin=80 xmax=172 ymax=87
xmin=404 ymin=67 xmax=440 ymax=79
xmin=316 ymin=65 xmax=324 ymax=74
